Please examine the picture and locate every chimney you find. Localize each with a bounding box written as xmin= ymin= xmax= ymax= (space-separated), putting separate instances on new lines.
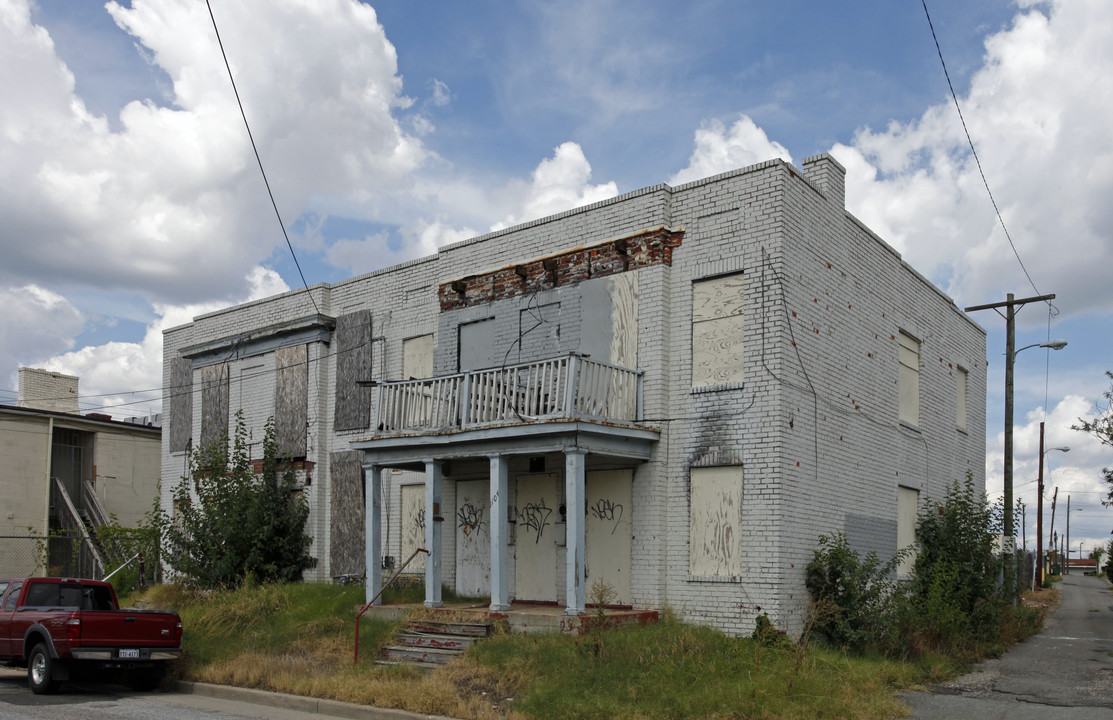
xmin=17 ymin=367 xmax=80 ymax=414
xmin=801 ymin=153 xmax=846 ymax=209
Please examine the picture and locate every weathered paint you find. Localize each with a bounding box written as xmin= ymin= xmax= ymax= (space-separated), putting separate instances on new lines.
xmin=585 ymin=469 xmax=633 ymax=605
xmin=454 ymin=479 xmax=491 ymax=597
xmin=689 ymin=466 xmax=743 ymax=577
xmin=199 ymin=363 xmax=229 ymax=449
xmin=275 ymin=344 xmax=308 ymax=457
xmin=514 ymin=473 xmax=559 ymax=602
xmin=400 ymin=483 xmax=426 ymax=572
xmin=692 ymin=273 xmax=745 ymax=388
xmin=329 ymin=451 xmax=364 ymax=576
xmin=334 ymin=310 xmax=373 ymax=431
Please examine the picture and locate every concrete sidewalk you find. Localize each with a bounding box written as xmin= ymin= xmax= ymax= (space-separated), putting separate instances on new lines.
xmin=901 ymin=574 xmax=1113 ymax=719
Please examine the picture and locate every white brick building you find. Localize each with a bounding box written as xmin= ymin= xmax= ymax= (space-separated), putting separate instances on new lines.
xmin=161 ymin=154 xmax=986 ymax=635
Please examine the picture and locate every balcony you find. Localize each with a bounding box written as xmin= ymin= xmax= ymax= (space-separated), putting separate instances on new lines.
xmin=372 ymin=354 xmax=644 ymax=436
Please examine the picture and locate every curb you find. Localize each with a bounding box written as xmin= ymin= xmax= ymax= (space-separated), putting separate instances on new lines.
xmin=175 ymin=681 xmax=459 ymax=720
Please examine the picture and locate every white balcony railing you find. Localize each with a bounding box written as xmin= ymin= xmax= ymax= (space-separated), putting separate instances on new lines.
xmin=374 ymin=354 xmax=643 ymax=434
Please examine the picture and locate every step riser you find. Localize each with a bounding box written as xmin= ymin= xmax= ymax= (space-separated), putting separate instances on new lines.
xmin=396 ymin=635 xmax=473 ymax=650
xmin=382 ymin=647 xmax=457 ymax=665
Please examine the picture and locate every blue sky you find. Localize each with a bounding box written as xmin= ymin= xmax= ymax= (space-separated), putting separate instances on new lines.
xmin=1 ymin=0 xmax=1111 ymax=552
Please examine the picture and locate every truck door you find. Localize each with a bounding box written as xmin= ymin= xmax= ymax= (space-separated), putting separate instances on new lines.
xmin=0 ymin=581 xmax=21 ymax=658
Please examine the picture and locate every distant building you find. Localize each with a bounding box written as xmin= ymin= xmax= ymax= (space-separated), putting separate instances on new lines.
xmin=1 ymin=368 xmax=161 ymax=578
xmin=161 ymin=154 xmax=986 ymax=634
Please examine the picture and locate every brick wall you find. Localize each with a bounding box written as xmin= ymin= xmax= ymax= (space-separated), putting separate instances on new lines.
xmin=160 ymin=155 xmax=985 ymax=634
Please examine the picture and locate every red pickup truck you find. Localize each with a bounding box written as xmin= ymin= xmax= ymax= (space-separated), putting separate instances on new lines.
xmin=0 ymin=577 xmax=182 ymax=694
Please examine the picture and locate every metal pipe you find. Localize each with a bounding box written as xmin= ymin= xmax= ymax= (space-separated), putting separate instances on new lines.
xmin=353 ymin=547 xmax=429 ymax=664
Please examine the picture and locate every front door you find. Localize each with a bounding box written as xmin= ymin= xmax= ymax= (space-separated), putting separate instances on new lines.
xmin=454 ymin=480 xmax=490 ymax=598
xmin=400 ymin=484 xmax=426 ymax=572
xmin=586 ymin=469 xmax=633 ymax=606
xmin=513 ymin=474 xmax=560 ymax=602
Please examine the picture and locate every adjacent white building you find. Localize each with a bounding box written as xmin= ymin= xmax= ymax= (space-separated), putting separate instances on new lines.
xmin=161 ymin=154 xmax=986 ymax=635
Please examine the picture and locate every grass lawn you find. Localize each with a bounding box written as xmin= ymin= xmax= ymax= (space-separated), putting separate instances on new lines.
xmin=133 ymin=582 xmax=1048 ymax=720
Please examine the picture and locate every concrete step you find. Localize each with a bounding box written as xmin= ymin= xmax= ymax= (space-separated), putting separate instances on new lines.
xmin=381 ymin=645 xmax=460 ymax=665
xmin=404 ymin=620 xmax=492 ymax=637
xmin=395 ymin=632 xmax=476 ymax=651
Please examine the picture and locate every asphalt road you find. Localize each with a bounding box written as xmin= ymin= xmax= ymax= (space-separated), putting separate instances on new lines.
xmin=902 ymin=573 xmax=1113 ymax=719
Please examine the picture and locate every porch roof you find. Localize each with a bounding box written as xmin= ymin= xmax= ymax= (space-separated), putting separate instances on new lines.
xmin=351 ymin=418 xmax=658 ymax=469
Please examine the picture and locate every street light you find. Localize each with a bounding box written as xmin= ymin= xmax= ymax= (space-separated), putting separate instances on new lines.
xmin=1010 ymin=339 xmax=1066 ymax=593
xmin=966 ymin=292 xmax=1062 ymax=600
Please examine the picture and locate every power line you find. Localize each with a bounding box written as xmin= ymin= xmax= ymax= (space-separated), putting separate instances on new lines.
xmin=205 ymin=0 xmax=320 ymax=317
xmin=920 ymin=0 xmax=1050 ymax=308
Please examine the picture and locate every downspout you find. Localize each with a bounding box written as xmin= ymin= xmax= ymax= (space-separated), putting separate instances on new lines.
xmin=42 ymin=418 xmax=53 ymax=538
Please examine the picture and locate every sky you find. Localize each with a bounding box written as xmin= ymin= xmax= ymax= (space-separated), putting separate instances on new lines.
xmin=1 ymin=0 xmax=1112 ymax=555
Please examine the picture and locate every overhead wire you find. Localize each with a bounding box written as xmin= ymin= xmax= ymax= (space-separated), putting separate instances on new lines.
xmin=919 ymin=0 xmax=1056 ymax=317
xmin=205 ymin=0 xmax=320 ymax=317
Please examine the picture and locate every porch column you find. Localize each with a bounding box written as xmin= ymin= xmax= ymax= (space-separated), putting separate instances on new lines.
xmin=564 ymin=449 xmax=586 ymax=615
xmin=364 ymin=465 xmax=382 ymax=606
xmin=488 ymin=454 xmax=510 ymax=611
xmin=424 ymin=459 xmax=444 ymax=608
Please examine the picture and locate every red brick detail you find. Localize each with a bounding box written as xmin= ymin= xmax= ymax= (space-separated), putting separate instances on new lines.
xmin=438 ymin=228 xmax=684 ymax=311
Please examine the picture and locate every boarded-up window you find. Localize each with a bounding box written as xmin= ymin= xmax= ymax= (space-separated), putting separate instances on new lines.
xmin=956 ymin=367 xmax=968 ymax=429
xmin=168 ymin=356 xmax=193 ymax=453
xmin=329 ymin=451 xmax=364 ymax=577
xmin=898 ymin=331 xmax=920 ymax=425
xmin=200 ymin=363 xmax=229 ymax=450
xmin=334 ymin=310 xmax=373 ymax=431
xmin=692 ymin=274 xmax=745 ymax=387
xmin=402 ymin=335 xmax=434 ymax=379
xmin=689 ymin=466 xmax=743 ymax=577
xmin=458 ymin=318 xmax=497 ymax=371
xmin=276 ymin=345 xmax=308 ymax=457
xmin=897 ymin=486 xmax=920 ymax=577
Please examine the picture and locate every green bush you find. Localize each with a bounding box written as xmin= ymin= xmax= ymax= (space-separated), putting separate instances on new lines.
xmin=161 ymin=412 xmax=316 ymax=588
xmin=806 ymin=474 xmax=1028 ymax=664
xmin=804 ymin=532 xmax=902 ymax=650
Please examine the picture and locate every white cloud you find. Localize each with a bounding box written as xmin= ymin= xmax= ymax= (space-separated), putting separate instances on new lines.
xmin=835 ymin=0 xmax=1113 ymax=320
xmin=0 ymin=285 xmax=84 ymax=392
xmin=0 ymin=0 xmax=429 ymax=305
xmin=987 ymin=393 xmax=1113 ymax=553
xmin=669 ymin=115 xmax=793 ymax=186
xmin=34 ymin=266 xmax=289 ymax=419
xmin=491 ymin=142 xmax=618 ymax=231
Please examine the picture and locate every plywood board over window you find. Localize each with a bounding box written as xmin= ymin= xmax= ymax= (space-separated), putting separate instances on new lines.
xmin=329 ymin=451 xmax=364 ymax=577
xmin=168 ymin=356 xmax=193 ymax=453
xmin=898 ymin=331 xmax=920 ymax=426
xmin=689 ymin=466 xmax=743 ymax=577
xmin=334 ymin=310 xmax=373 ymax=431
xmin=276 ymin=344 xmax=308 ymax=457
xmin=200 ymin=363 xmax=229 ymax=450
xmin=956 ymin=367 xmax=968 ymax=429
xmin=692 ymin=273 xmax=745 ymax=387
xmin=897 ymin=485 xmax=920 ymax=577
xmin=402 ymin=334 xmax=434 ymax=380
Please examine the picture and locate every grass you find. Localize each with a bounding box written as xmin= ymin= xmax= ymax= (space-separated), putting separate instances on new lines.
xmin=130 ymin=582 xmax=1052 ymax=720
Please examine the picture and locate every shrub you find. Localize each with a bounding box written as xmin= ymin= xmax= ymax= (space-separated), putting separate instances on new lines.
xmin=804 ymin=532 xmax=902 ymax=650
xmin=161 ymin=412 xmax=315 ymax=588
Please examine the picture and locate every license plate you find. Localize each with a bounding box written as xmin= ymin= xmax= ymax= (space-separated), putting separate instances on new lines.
xmin=119 ymin=649 xmax=140 ymax=659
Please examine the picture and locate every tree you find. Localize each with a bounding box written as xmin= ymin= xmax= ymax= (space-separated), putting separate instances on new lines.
xmin=162 ymin=412 xmax=315 ymax=588
xmin=1073 ymin=370 xmax=1113 ymax=507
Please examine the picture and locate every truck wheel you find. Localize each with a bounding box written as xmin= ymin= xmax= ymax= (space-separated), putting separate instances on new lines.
xmin=28 ymin=643 xmax=60 ymax=695
xmin=126 ymin=667 xmax=165 ymax=691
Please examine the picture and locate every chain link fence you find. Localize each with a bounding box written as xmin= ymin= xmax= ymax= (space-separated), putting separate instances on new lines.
xmin=0 ymin=532 xmax=100 ymax=579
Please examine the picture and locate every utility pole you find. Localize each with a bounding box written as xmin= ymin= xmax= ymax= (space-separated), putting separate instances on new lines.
xmin=1066 ymin=495 xmax=1071 ymax=575
xmin=965 ymin=292 xmax=1056 ymax=600
xmin=1037 ymin=421 xmax=1045 ymax=587
xmin=1048 ymin=487 xmax=1058 ymax=571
